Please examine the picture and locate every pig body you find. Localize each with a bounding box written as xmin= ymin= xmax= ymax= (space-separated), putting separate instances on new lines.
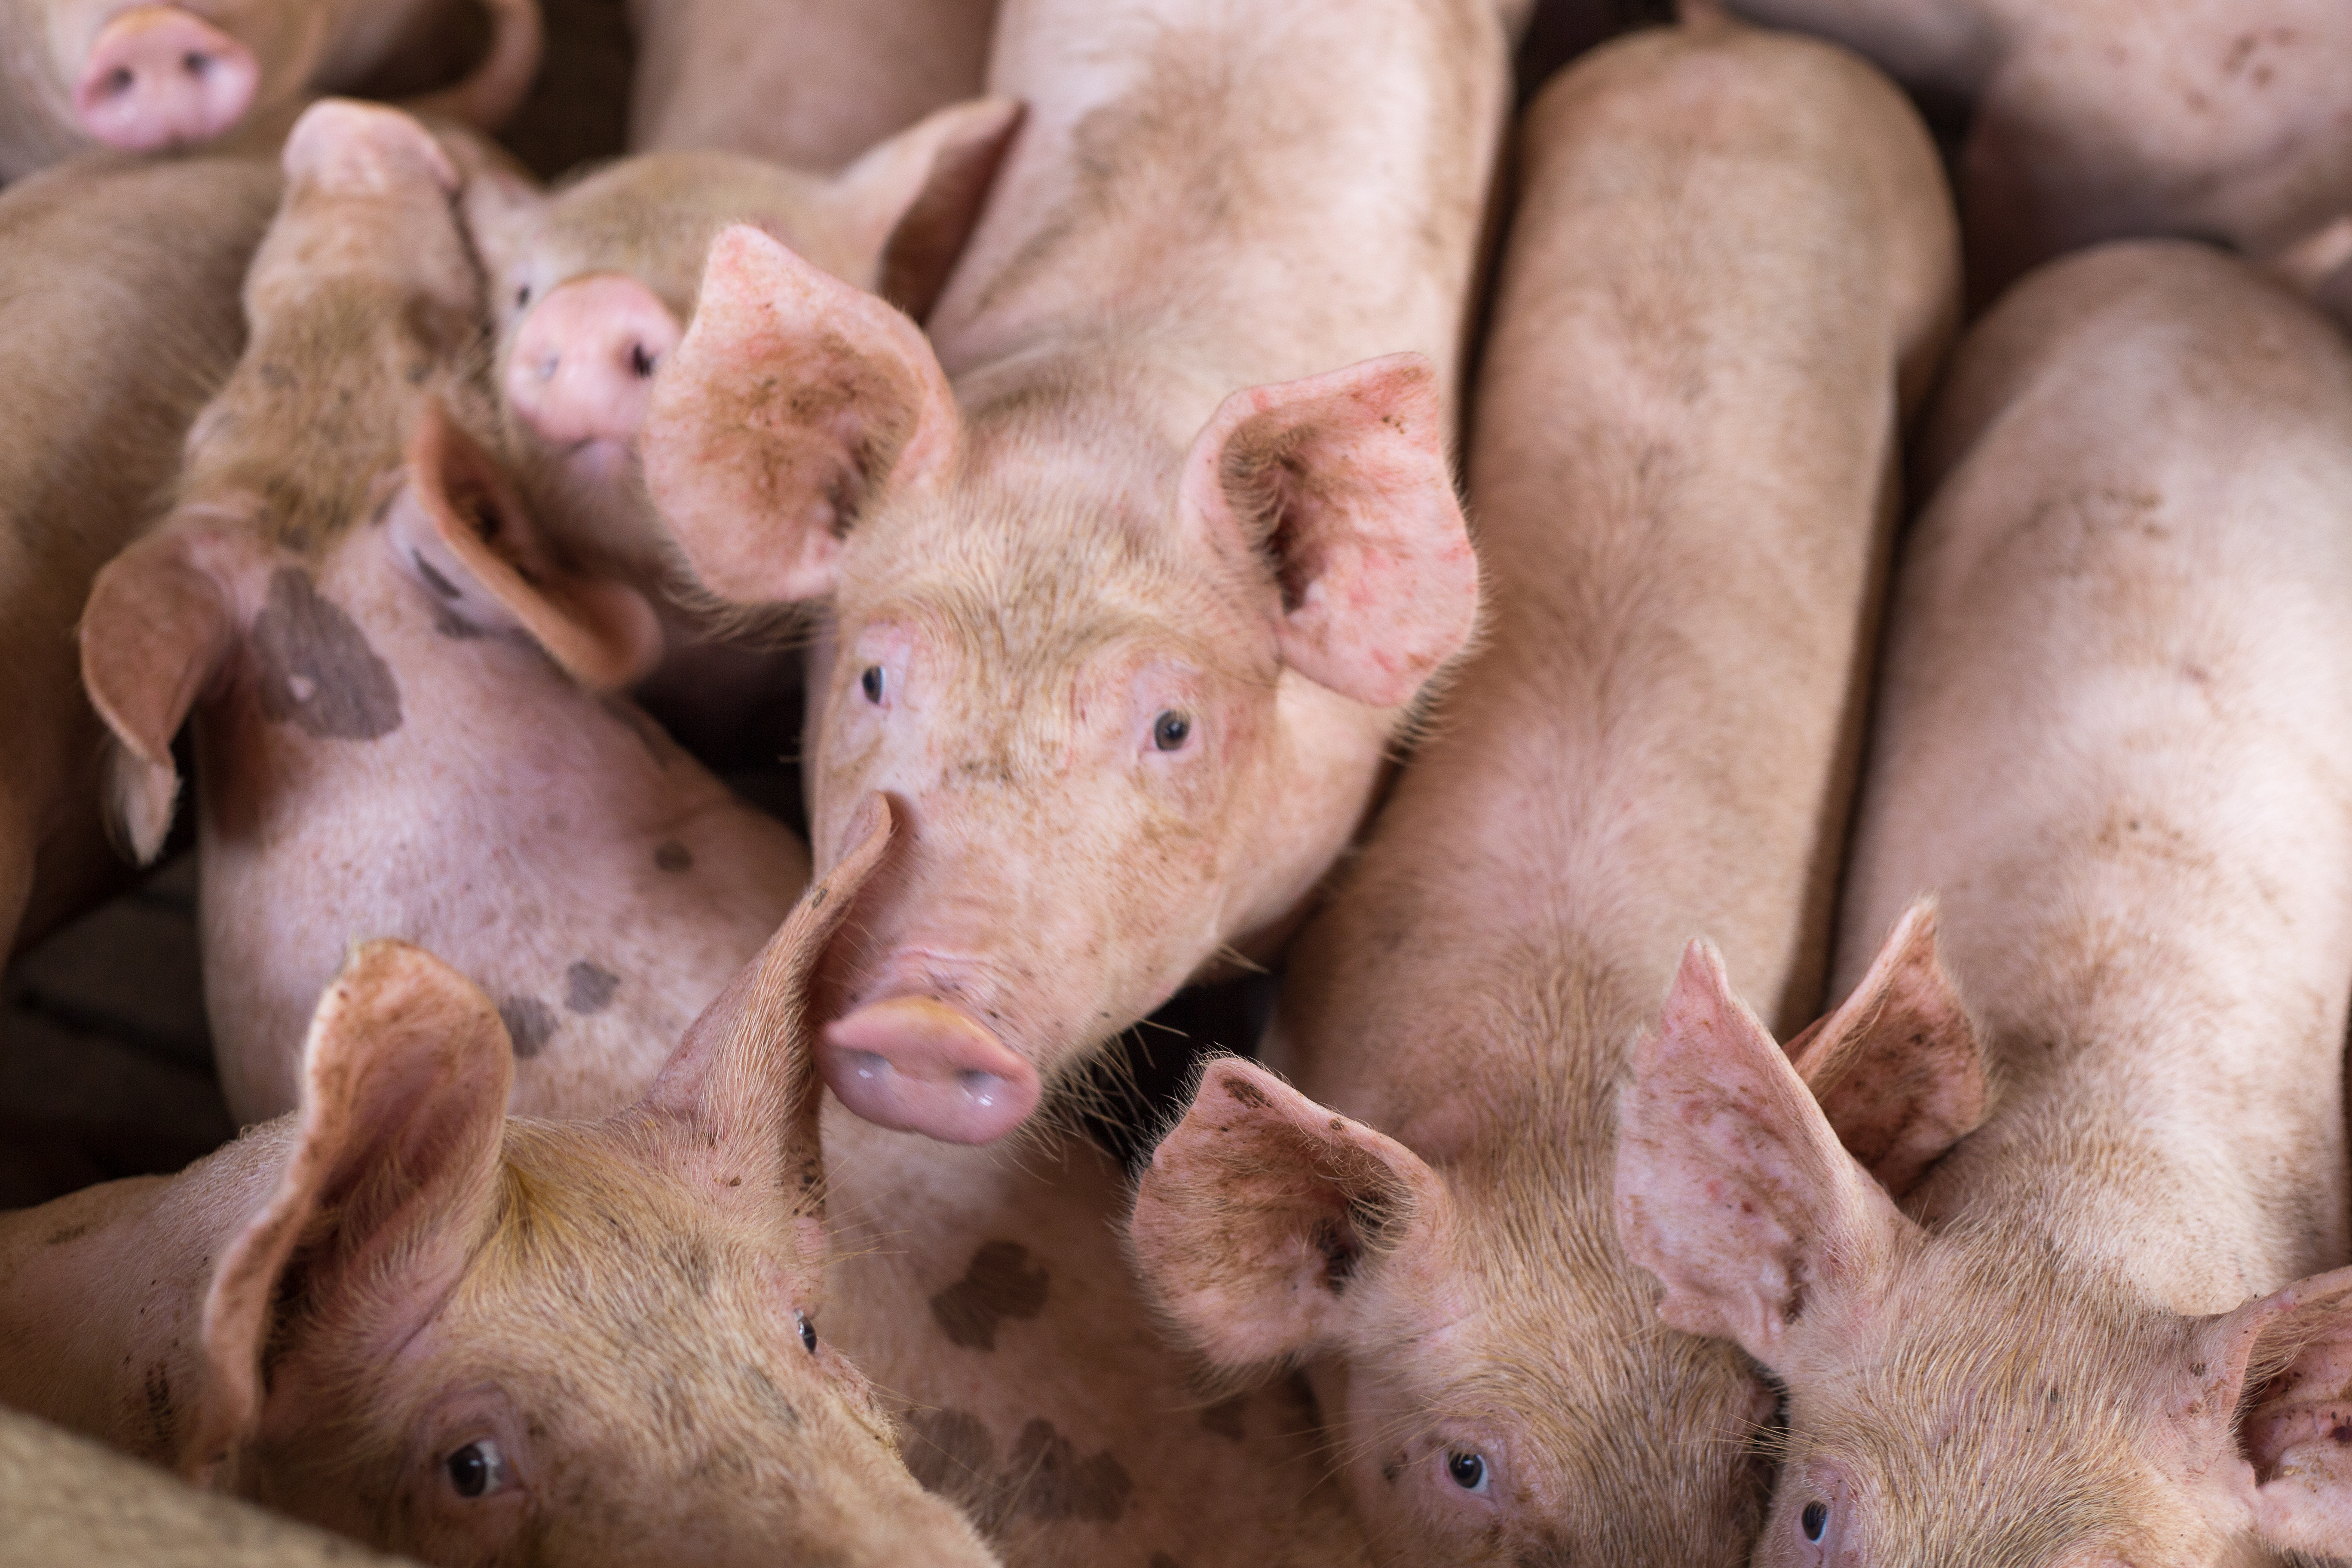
xmin=1616 ymin=241 xmax=2352 ymax=1566
xmin=1721 ymin=0 xmax=2352 ymax=302
xmin=626 ymin=0 xmax=998 ymax=168
xmin=0 ymin=0 xmax=541 ymax=181
xmin=1128 ymin=19 xmax=1956 ymax=1566
xmin=0 ymin=151 xmax=275 ymax=964
xmin=646 ymin=0 xmax=1516 ymax=1143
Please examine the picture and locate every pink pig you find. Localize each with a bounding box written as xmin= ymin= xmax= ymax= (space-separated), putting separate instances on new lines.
xmin=1617 ymin=242 xmax=2352 ymax=1566
xmin=642 ymin=0 xmax=1518 ymax=1144
xmin=0 ymin=0 xmax=542 ymax=181
xmin=1718 ymin=0 xmax=2352 ymax=303
xmin=0 ymin=811 xmax=1003 ymax=1566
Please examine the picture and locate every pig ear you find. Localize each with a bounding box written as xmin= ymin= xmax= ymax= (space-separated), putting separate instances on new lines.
xmin=828 ymin=95 xmax=1025 ymax=318
xmin=1130 ymin=1057 xmax=1450 ymax=1372
xmin=636 ymin=794 xmax=894 ymax=1242
xmin=643 ymin=225 xmax=961 ymax=606
xmin=1787 ymin=901 xmax=1989 ymax=1197
xmin=1179 ymin=353 xmax=1477 ymax=709
xmin=2181 ymin=1264 xmax=2352 ymax=1557
xmin=78 ymin=530 xmax=237 ymax=864
xmin=189 ymin=940 xmax=512 ymax=1487
xmin=1614 ymin=939 xmax=1914 ymax=1368
xmin=282 ymin=99 xmax=459 ymax=195
xmin=388 ymin=401 xmax=662 ymax=691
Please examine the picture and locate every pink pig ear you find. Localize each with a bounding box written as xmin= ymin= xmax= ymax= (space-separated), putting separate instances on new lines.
xmin=643 ymin=226 xmax=961 ymax=607
xmin=188 ymin=940 xmax=513 ymax=1488
xmin=1178 ymin=353 xmax=1478 ymax=709
xmin=634 ymin=794 xmax=895 ymax=1248
xmin=826 ymin=95 xmax=1024 ymax=318
xmin=389 ymin=400 xmax=662 ymax=691
xmin=1785 ymin=900 xmax=1990 ymax=1197
xmin=1129 ymin=1057 xmax=1451 ymax=1372
xmin=1614 ymin=939 xmax=1915 ymax=1368
xmin=2182 ymin=1264 xmax=2352 ymax=1557
xmin=78 ymin=528 xmax=239 ymax=864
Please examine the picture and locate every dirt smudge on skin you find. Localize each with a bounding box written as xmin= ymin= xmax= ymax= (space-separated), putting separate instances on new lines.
xmin=930 ymin=1239 xmax=1050 ymax=1351
xmin=654 ymin=840 xmax=694 ymax=873
xmin=252 ymin=567 xmax=403 ymax=739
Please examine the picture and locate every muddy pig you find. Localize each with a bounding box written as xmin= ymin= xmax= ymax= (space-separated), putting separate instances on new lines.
xmin=1718 ymin=0 xmax=2352 ymax=303
xmin=1128 ymin=17 xmax=1956 ymax=1567
xmin=0 ymin=815 xmax=1002 ymax=1566
xmin=0 ymin=0 xmax=541 ymax=181
xmin=455 ymin=98 xmax=1019 ymax=760
xmin=0 ymin=150 xmax=276 ymax=967
xmin=641 ymin=0 xmax=1517 ymax=1144
xmin=69 ymin=98 xmax=806 ymax=1121
xmin=1617 ymin=241 xmax=2352 ymax=1566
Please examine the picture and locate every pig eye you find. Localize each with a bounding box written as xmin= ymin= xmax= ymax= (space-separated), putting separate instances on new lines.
xmin=445 ymin=1439 xmax=510 ymax=1499
xmin=1152 ymin=710 xmax=1191 ymax=751
xmin=798 ymin=1311 xmax=818 ymax=1354
xmin=861 ymin=665 xmax=885 ymax=704
xmin=1802 ymin=1500 xmax=1828 ymax=1541
xmin=514 ymin=283 xmax=531 ymax=308
xmin=1444 ymin=1450 xmax=1488 ymax=1495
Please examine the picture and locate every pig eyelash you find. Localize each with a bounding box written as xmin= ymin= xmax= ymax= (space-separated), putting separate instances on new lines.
xmin=1443 ymin=1449 xmax=1490 ymax=1497
xmin=444 ymin=1438 xmax=511 ymax=1499
xmin=1801 ymin=1500 xmax=1828 ymax=1541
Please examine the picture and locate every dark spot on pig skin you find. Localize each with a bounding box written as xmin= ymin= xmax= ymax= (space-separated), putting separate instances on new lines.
xmin=903 ymin=1407 xmax=997 ymax=1502
xmin=654 ymin=840 xmax=694 ymax=873
xmin=45 ymin=1222 xmax=91 ymax=1246
xmin=1200 ymin=1398 xmax=1246 ymax=1442
xmin=252 ymin=568 xmax=403 ymax=740
xmin=564 ymin=961 xmax=621 ymax=1014
xmin=1224 ymin=1076 xmax=1270 ymax=1110
xmin=412 ymin=551 xmax=463 ymax=600
xmin=258 ymin=363 xmax=294 ymax=391
xmin=743 ymin=1365 xmax=799 ymax=1430
xmin=1313 ymin=1217 xmax=1358 ymax=1293
xmin=930 ymin=1240 xmax=1050 ymax=1350
xmin=144 ymin=1364 xmax=175 ymax=1453
xmin=1005 ymin=1420 xmax=1132 ymax=1523
xmin=499 ymin=996 xmax=557 ymax=1058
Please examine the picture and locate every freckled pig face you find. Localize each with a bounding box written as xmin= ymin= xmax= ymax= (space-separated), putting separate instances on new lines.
xmin=645 ymin=229 xmax=1481 ymax=1144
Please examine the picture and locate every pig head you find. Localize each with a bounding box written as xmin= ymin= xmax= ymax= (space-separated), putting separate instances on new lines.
xmin=1617 ymin=915 xmax=2352 ymax=1567
xmin=0 ymin=800 xmax=1000 ymax=1565
xmin=466 ymin=97 xmax=1020 ymax=588
xmin=0 ymin=0 xmax=540 ymax=181
xmin=643 ymin=227 xmax=1478 ymax=1143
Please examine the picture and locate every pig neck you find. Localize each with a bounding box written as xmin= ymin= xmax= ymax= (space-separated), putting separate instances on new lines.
xmin=926 ymin=0 xmax=1507 ymax=405
xmin=195 ymin=538 xmax=799 ymax=1123
xmin=0 ymin=1127 xmax=284 ymax=1464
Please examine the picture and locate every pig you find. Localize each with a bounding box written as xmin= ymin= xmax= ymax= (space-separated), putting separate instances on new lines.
xmin=1614 ymin=239 xmax=2352 ymax=1566
xmin=640 ymin=0 xmax=1518 ymax=1145
xmin=625 ymin=0 xmax=999 ymax=171
xmin=0 ymin=150 xmax=277 ymax=967
xmin=0 ymin=0 xmax=543 ymax=181
xmin=1716 ymin=0 xmax=2352 ymax=303
xmin=0 ymin=810 xmax=1004 ymax=1566
xmin=0 ymin=1403 xmax=407 ymax=1563
xmin=72 ymin=98 xmax=812 ymax=1122
xmin=1125 ymin=18 xmax=1958 ymax=1566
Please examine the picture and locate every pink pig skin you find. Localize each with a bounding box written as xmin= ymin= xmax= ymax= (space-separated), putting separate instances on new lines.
xmin=1717 ymin=0 xmax=2352 ymax=306
xmin=1617 ymin=244 xmax=2352 ymax=1568
xmin=1129 ymin=17 xmax=1957 ymax=1567
xmin=0 ymin=0 xmax=542 ymax=182
xmin=0 ymin=150 xmax=276 ymax=966
xmin=644 ymin=0 xmax=1519 ymax=1144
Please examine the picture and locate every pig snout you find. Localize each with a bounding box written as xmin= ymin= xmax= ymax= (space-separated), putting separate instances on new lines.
xmin=821 ymin=996 xmax=1040 ymax=1144
xmin=72 ymin=6 xmax=259 ymax=153
xmin=505 ymin=276 xmax=683 ymax=450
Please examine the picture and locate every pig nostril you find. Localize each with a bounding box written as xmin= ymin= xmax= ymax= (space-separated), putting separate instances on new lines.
xmin=103 ymin=66 xmax=134 ymax=97
xmin=183 ymin=52 xmax=208 ymax=75
xmin=846 ymin=1050 xmax=892 ymax=1083
xmin=957 ymin=1071 xmax=1003 ymax=1107
xmin=629 ymin=343 xmax=658 ymax=378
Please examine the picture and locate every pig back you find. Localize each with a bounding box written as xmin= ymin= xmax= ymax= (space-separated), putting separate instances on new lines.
xmin=1837 ymin=242 xmax=2352 ymax=1288
xmin=1278 ymin=19 xmax=1958 ymax=1129
xmin=0 ymin=152 xmax=278 ymax=956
